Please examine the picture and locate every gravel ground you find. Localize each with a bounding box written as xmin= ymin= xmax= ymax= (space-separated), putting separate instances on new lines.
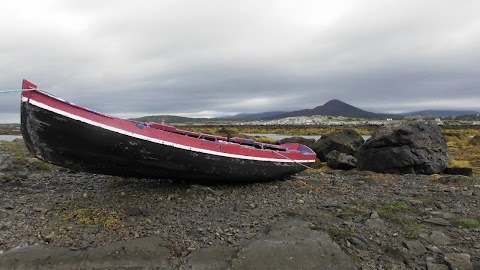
xmin=1 ymin=165 xmax=479 ymax=269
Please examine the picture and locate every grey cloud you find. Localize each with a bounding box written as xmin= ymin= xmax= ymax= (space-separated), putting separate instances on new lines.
xmin=1 ymin=0 xmax=480 ymax=123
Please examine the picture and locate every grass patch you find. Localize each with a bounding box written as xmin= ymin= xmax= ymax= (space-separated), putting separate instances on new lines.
xmin=61 ymin=208 xmax=121 ymax=229
xmin=452 ymin=218 xmax=480 ymax=229
xmin=448 ymin=159 xmax=471 ymax=168
xmin=381 ymin=201 xmax=409 ymax=212
xmin=379 ymin=201 xmax=412 ymax=224
xmin=443 ymin=128 xmax=480 ymax=175
xmin=183 ymin=125 xmax=374 ymax=137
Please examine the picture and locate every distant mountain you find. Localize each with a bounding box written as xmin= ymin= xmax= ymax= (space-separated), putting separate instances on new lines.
xmin=275 ymin=99 xmax=387 ymax=119
xmin=225 ymin=111 xmax=287 ymax=119
xmin=403 ymin=110 xmax=480 ymax=117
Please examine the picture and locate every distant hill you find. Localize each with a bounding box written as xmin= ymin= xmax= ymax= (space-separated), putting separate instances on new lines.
xmin=403 ymin=110 xmax=480 ymax=117
xmin=275 ymin=99 xmax=387 ymax=119
xmin=131 ymin=115 xmax=217 ymax=124
xmin=224 ymin=111 xmax=287 ymax=119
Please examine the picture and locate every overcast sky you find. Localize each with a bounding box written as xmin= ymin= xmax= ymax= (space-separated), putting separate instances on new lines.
xmin=1 ymin=0 xmax=480 ymax=122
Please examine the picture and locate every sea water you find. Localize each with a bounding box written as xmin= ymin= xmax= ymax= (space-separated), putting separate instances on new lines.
xmin=0 ymin=135 xmax=22 ymax=141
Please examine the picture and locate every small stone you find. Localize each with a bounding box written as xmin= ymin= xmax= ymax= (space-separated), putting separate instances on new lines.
xmin=82 ymin=192 xmax=89 ymax=198
xmin=426 ymin=245 xmax=443 ymax=253
xmin=370 ymin=211 xmax=380 ymax=219
xmin=297 ymin=199 xmax=305 ymax=204
xmin=167 ymin=194 xmax=178 ymax=200
xmin=42 ymin=231 xmax=56 ymax=243
xmin=120 ymin=191 xmax=126 ymax=197
xmin=365 ymin=216 xmax=385 ymax=229
xmin=249 ymin=203 xmax=256 ymax=209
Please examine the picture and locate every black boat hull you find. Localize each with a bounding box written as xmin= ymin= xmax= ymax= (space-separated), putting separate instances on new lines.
xmin=21 ymin=101 xmax=310 ymax=182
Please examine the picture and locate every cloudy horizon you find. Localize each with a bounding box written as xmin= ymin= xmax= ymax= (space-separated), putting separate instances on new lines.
xmin=1 ymin=0 xmax=479 ymax=123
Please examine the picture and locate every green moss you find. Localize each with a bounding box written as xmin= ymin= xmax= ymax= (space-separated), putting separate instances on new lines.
xmin=381 ymin=201 xmax=409 ymax=213
xmin=1 ymin=174 xmax=13 ymax=182
xmin=30 ymin=160 xmax=55 ymax=171
xmin=61 ymin=208 xmax=121 ymax=229
xmin=448 ymin=159 xmax=471 ymax=168
xmin=452 ymin=218 xmax=480 ymax=229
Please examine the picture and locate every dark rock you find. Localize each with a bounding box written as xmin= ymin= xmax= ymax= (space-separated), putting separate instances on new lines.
xmin=311 ymin=129 xmax=365 ymax=162
xmin=231 ymin=219 xmax=356 ymax=270
xmin=0 ymin=237 xmax=172 ymax=269
xmin=444 ymin=253 xmax=473 ymax=270
xmin=277 ymin=137 xmax=315 ymax=147
xmin=186 ymin=245 xmax=238 ymax=270
xmin=437 ymin=175 xmax=474 ymax=185
xmin=326 ymin=150 xmax=357 ymax=170
xmin=444 ymin=167 xmax=473 ymax=176
xmin=356 ymin=121 xmax=448 ymax=175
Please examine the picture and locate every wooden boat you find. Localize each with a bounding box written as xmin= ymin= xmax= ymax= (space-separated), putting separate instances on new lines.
xmin=20 ymin=80 xmax=316 ymax=181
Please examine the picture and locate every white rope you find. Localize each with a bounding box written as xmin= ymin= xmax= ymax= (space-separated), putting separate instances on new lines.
xmin=0 ymin=89 xmax=42 ymax=93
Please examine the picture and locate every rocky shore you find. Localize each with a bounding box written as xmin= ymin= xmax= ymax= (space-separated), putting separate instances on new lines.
xmin=1 ymin=140 xmax=479 ymax=269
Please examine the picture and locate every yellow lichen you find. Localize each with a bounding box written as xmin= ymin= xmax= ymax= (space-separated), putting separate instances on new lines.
xmin=61 ymin=208 xmax=121 ymax=229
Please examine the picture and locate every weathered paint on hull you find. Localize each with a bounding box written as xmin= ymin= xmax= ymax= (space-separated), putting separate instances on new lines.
xmin=21 ymin=102 xmax=310 ymax=182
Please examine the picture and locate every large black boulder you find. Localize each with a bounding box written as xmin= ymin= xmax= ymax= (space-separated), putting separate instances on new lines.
xmin=277 ymin=137 xmax=315 ymax=147
xmin=356 ymin=121 xmax=448 ymax=174
xmin=326 ymin=150 xmax=357 ymax=170
xmin=311 ymin=129 xmax=365 ymax=162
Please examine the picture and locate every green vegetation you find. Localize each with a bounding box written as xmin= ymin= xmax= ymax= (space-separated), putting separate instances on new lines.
xmin=452 ymin=218 xmax=480 ymax=229
xmin=443 ymin=127 xmax=480 ymax=174
xmin=377 ymin=201 xmax=429 ymax=240
xmin=380 ymin=201 xmax=409 ymax=213
xmin=61 ymin=208 xmax=121 ymax=229
xmin=448 ymin=159 xmax=471 ymax=168
xmin=182 ymin=125 xmax=374 ymax=136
